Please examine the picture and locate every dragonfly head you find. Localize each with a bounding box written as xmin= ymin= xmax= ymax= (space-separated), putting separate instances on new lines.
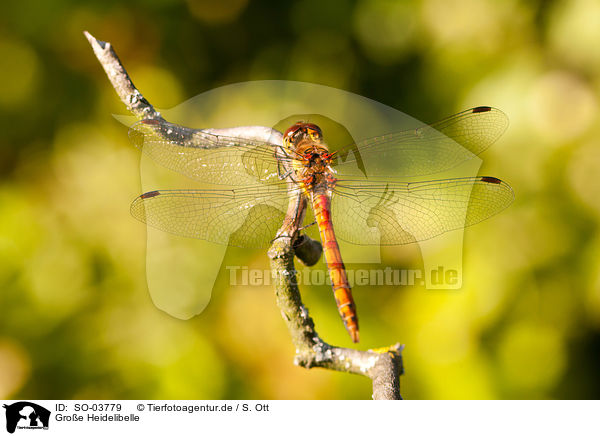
xmin=283 ymin=122 xmax=323 ymax=148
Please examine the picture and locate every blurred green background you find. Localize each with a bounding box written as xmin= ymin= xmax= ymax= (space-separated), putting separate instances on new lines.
xmin=2 ymin=0 xmax=600 ymax=399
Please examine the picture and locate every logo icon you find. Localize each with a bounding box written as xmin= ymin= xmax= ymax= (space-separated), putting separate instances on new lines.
xmin=3 ymin=402 xmax=50 ymax=434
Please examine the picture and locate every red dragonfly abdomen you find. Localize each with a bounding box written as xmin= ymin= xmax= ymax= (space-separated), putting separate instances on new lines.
xmin=311 ymin=193 xmax=359 ymax=343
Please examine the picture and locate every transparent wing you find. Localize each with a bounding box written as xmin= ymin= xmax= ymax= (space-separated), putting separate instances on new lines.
xmin=331 ymin=176 xmax=514 ymax=245
xmin=333 ymin=107 xmax=509 ymax=178
xmin=130 ymin=183 xmax=293 ymax=248
xmin=129 ymin=119 xmax=295 ymax=186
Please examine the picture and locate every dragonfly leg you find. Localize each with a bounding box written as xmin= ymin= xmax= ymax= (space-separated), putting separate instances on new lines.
xmin=298 ymin=221 xmax=316 ymax=232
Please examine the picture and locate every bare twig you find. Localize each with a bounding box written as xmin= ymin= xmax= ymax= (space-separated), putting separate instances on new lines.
xmin=85 ymin=30 xmax=404 ymax=400
xmin=84 ymin=31 xmax=162 ymax=121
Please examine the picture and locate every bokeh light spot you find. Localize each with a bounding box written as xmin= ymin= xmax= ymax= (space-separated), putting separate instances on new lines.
xmin=422 ymin=0 xmax=498 ymax=46
xmin=353 ymin=0 xmax=417 ymax=64
xmin=527 ymin=71 xmax=596 ymax=143
xmin=0 ymin=339 xmax=30 ymax=399
xmin=547 ymin=0 xmax=600 ymax=72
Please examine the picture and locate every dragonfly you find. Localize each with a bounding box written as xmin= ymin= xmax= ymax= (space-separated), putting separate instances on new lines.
xmin=128 ymin=106 xmax=514 ymax=343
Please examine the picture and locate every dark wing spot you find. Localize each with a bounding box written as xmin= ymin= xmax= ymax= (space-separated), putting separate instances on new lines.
xmin=140 ymin=190 xmax=160 ymax=199
xmin=141 ymin=119 xmax=160 ymax=125
xmin=480 ymin=176 xmax=502 ymax=184
xmin=472 ymin=106 xmax=492 ymax=113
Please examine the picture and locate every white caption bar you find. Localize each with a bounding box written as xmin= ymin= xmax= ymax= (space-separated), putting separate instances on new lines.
xmin=1 ymin=400 xmax=596 ymax=435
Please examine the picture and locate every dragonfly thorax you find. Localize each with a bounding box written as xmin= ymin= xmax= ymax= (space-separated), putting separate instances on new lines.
xmin=295 ymin=150 xmax=336 ymax=193
xmin=284 ymin=122 xmax=335 ymax=191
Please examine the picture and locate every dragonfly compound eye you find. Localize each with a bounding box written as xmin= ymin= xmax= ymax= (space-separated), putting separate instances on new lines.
xmin=284 ymin=123 xmax=305 ymax=146
xmin=306 ymin=124 xmax=323 ymax=141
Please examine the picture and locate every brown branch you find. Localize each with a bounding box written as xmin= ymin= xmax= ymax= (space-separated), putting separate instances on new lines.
xmin=84 ymin=30 xmax=404 ymax=400
xmin=268 ymin=233 xmax=403 ymax=400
